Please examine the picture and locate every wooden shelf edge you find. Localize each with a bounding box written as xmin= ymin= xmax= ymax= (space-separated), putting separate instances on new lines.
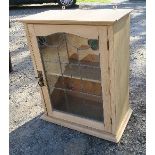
xmin=115 ymin=108 xmax=133 ymax=143
xmin=41 ymin=113 xmax=117 ymax=143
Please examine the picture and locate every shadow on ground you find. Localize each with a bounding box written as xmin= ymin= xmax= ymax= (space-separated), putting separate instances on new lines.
xmin=10 ymin=114 xmax=118 ymax=155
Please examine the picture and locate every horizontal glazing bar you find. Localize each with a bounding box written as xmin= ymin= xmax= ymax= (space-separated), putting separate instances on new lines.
xmin=46 ymin=72 xmax=101 ymax=84
xmin=43 ymin=61 xmax=100 ymax=69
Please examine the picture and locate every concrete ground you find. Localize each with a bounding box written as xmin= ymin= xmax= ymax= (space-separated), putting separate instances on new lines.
xmin=9 ymin=1 xmax=146 ymax=154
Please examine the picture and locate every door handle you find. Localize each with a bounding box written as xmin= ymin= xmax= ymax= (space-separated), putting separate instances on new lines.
xmin=35 ymin=70 xmax=44 ymax=87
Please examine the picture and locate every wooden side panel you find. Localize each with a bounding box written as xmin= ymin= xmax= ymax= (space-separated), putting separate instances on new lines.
xmin=113 ymin=15 xmax=130 ymax=133
xmin=27 ymin=24 xmax=53 ymax=114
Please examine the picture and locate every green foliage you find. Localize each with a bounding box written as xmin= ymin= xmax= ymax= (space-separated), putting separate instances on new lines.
xmin=77 ymin=0 xmax=111 ymax=3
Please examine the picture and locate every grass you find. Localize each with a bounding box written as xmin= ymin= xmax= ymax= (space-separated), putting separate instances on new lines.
xmin=77 ymin=0 xmax=111 ymax=3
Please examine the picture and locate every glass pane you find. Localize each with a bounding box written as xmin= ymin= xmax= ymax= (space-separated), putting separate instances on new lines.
xmin=37 ymin=33 xmax=103 ymax=122
xmin=80 ymin=65 xmax=101 ymax=82
xmin=51 ymin=89 xmax=103 ymax=122
xmin=62 ymin=63 xmax=80 ymax=79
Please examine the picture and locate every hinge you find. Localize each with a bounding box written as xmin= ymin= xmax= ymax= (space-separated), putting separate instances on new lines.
xmin=35 ymin=70 xmax=44 ymax=87
xmin=110 ymin=118 xmax=112 ymax=125
xmin=107 ymin=40 xmax=109 ymax=51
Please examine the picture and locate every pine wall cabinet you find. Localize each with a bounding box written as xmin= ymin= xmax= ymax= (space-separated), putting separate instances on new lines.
xmin=20 ymin=9 xmax=132 ymax=142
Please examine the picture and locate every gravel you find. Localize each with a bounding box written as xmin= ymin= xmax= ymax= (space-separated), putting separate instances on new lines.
xmin=9 ymin=1 xmax=146 ymax=155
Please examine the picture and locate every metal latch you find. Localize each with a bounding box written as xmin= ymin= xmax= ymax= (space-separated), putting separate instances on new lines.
xmin=107 ymin=40 xmax=109 ymax=51
xmin=35 ymin=70 xmax=44 ymax=87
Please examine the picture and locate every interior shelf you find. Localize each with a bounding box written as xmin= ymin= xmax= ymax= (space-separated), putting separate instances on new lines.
xmin=47 ymin=75 xmax=102 ymax=96
xmin=45 ymin=62 xmax=101 ymax=83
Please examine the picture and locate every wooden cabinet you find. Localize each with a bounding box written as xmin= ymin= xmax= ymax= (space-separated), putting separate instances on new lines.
xmin=20 ymin=9 xmax=132 ymax=142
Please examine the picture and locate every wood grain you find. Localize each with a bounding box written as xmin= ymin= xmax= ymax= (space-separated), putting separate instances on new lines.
xmin=18 ymin=9 xmax=132 ymax=25
xmin=113 ymin=15 xmax=131 ymax=134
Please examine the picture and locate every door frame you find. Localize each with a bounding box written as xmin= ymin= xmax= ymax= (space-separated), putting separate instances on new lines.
xmin=26 ymin=23 xmax=112 ymax=132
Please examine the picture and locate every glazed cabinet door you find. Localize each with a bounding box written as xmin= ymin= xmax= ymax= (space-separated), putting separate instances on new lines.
xmin=26 ymin=24 xmax=111 ymax=132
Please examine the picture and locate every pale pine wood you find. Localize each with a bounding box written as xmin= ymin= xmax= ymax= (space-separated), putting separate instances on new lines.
xmin=24 ymin=24 xmax=47 ymax=114
xmin=24 ymin=24 xmax=38 ymax=75
xmin=49 ymin=111 xmax=105 ymax=131
xmin=34 ymin=24 xmax=99 ymax=39
xmin=115 ymin=108 xmax=132 ymax=142
xmin=107 ymin=25 xmax=117 ymax=134
xmin=41 ymin=114 xmax=117 ymax=142
xmin=21 ymin=10 xmax=132 ymax=143
xmin=98 ymin=26 xmax=112 ymax=133
xmin=27 ymin=24 xmax=53 ymax=114
xmin=18 ymin=9 xmax=132 ymax=25
xmin=112 ymin=15 xmax=131 ymax=134
xmin=41 ymin=107 xmax=132 ymax=143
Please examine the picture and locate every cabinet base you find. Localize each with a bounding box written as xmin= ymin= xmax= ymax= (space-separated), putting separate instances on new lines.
xmin=41 ymin=108 xmax=132 ymax=143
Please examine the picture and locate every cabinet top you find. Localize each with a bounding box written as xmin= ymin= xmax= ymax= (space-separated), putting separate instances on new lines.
xmin=19 ymin=9 xmax=132 ymax=25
